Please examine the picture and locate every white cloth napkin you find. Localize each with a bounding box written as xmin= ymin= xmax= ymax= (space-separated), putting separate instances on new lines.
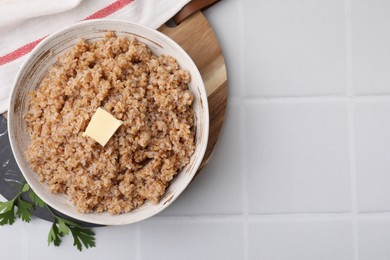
xmin=0 ymin=0 xmax=84 ymax=29
xmin=0 ymin=0 xmax=191 ymax=113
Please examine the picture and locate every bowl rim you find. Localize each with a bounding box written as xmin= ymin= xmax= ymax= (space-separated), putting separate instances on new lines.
xmin=8 ymin=19 xmax=209 ymax=225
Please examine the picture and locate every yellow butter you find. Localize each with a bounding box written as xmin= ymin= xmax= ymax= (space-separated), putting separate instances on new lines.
xmin=83 ymin=107 xmax=123 ymax=146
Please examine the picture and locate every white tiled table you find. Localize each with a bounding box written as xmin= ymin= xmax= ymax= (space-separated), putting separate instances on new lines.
xmin=3 ymin=0 xmax=390 ymax=259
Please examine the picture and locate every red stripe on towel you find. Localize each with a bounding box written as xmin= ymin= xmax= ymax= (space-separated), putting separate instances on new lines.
xmin=84 ymin=0 xmax=133 ymax=20
xmin=0 ymin=37 xmax=46 ymax=66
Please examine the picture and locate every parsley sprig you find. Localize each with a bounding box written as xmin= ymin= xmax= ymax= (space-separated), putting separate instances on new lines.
xmin=0 ymin=182 xmax=34 ymax=225
xmin=46 ymin=204 xmax=95 ymax=251
xmin=0 ymin=180 xmax=96 ymax=251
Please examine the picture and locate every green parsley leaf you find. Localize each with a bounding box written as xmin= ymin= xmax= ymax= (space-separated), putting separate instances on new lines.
xmin=58 ymin=218 xmax=70 ymax=235
xmin=0 ymin=181 xmax=35 ymax=225
xmin=0 ymin=198 xmax=16 ymax=225
xmin=28 ymin=186 xmax=45 ymax=208
xmin=62 ymin=218 xmax=81 ymax=228
xmin=16 ymin=197 xmax=34 ymax=223
xmin=44 ymin=206 xmax=95 ymax=251
xmin=21 ymin=183 xmax=29 ymax=193
xmin=48 ymin=222 xmax=62 ymax=247
xmin=0 ymin=208 xmax=16 ymax=225
xmin=51 ymin=216 xmax=95 ymax=251
xmin=68 ymin=225 xmax=96 ymax=251
xmin=0 ymin=198 xmax=16 ymax=212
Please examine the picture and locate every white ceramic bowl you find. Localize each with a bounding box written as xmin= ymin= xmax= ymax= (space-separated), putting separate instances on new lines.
xmin=8 ymin=19 xmax=209 ymax=225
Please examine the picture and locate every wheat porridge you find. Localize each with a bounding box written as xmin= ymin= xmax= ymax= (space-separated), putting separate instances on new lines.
xmin=25 ymin=33 xmax=195 ymax=214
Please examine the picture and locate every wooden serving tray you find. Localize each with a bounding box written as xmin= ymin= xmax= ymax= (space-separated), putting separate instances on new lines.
xmin=0 ymin=11 xmax=228 ymax=225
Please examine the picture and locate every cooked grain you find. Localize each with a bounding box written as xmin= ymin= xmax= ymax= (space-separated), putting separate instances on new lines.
xmin=25 ymin=33 xmax=195 ymax=214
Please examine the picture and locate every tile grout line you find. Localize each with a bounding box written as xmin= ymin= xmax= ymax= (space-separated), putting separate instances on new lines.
xmin=345 ymin=0 xmax=360 ymax=259
xmin=238 ymin=1 xmax=249 ymax=259
xmin=238 ymin=0 xmax=246 ymax=99
xmin=244 ymin=95 xmax=390 ymax=103
xmin=152 ymin=211 xmax=390 ymax=221
xmin=150 ymin=215 xmax=244 ymax=221
xmin=241 ymin=96 xmax=249 ymax=260
xmin=348 ymin=74 xmax=360 ymax=260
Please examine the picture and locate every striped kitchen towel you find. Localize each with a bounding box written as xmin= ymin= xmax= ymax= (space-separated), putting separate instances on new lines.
xmin=0 ymin=0 xmax=190 ymax=113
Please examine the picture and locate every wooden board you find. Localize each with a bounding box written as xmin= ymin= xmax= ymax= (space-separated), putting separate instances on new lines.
xmin=159 ymin=11 xmax=228 ymax=173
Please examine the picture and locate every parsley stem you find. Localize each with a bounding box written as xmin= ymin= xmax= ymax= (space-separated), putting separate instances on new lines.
xmin=45 ymin=204 xmax=57 ymax=220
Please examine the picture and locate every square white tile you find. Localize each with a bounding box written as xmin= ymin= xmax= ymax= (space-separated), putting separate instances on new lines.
xmin=160 ymin=99 xmax=243 ymax=215
xmin=0 ymin=219 xmax=24 ymax=260
xmin=243 ymin=0 xmax=347 ymax=97
xmin=355 ymin=101 xmax=390 ymax=212
xmin=139 ymin=219 xmax=244 ymax=260
xmin=245 ymin=101 xmax=351 ymax=213
xmin=358 ymin=217 xmax=390 ymax=260
xmin=204 ymin=0 xmax=243 ymax=97
xmin=352 ymin=0 xmax=390 ymax=95
xmin=248 ymin=219 xmax=354 ymax=260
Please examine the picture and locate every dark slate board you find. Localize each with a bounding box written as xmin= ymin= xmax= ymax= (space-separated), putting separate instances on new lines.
xmin=0 ymin=114 xmax=100 ymax=227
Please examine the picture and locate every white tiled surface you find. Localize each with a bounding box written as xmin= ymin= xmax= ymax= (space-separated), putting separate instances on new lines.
xmin=355 ymin=101 xmax=390 ymax=212
xmin=3 ymin=0 xmax=390 ymax=259
xmin=139 ymin=219 xmax=244 ymax=260
xmin=245 ymin=101 xmax=351 ymax=214
xmin=248 ymin=218 xmax=354 ymax=260
xmin=358 ymin=217 xmax=390 ymax=260
xmin=352 ymin=0 xmax=390 ymax=95
xmin=243 ymin=0 xmax=347 ymax=97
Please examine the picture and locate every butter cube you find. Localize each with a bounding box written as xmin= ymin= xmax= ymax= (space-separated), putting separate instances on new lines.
xmin=83 ymin=107 xmax=123 ymax=146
